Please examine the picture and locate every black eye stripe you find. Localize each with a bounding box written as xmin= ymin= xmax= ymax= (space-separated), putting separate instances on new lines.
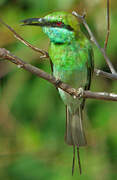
xmin=22 ymin=18 xmax=73 ymax=31
xmin=44 ymin=22 xmax=73 ymax=31
xmin=53 ymin=22 xmax=73 ymax=31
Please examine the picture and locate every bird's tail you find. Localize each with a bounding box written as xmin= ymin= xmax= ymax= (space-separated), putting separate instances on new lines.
xmin=65 ymin=106 xmax=87 ymax=175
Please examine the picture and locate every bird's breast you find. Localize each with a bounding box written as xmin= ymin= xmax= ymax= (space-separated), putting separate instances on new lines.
xmin=49 ymin=42 xmax=89 ymax=107
xmin=49 ymin=42 xmax=88 ymax=86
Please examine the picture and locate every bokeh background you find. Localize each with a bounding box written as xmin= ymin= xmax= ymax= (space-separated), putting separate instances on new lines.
xmin=0 ymin=0 xmax=117 ymax=179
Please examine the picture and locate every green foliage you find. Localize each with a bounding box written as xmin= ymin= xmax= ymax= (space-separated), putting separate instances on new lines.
xmin=0 ymin=0 xmax=117 ymax=179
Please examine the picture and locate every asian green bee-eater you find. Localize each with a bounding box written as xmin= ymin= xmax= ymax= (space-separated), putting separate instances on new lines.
xmin=21 ymin=11 xmax=94 ymax=174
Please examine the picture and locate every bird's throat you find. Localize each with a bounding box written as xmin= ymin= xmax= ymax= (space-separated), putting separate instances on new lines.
xmin=43 ymin=26 xmax=75 ymax=44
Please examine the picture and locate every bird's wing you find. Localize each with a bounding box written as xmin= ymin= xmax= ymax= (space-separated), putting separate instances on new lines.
xmin=81 ymin=44 xmax=94 ymax=110
xmin=49 ymin=58 xmax=53 ymax=74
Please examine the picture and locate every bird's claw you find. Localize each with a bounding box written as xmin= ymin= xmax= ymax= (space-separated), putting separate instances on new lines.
xmin=55 ymin=79 xmax=62 ymax=87
xmin=77 ymin=88 xmax=84 ymax=98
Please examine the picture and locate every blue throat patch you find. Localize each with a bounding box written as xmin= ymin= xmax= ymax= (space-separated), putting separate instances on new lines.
xmin=43 ymin=27 xmax=75 ymax=43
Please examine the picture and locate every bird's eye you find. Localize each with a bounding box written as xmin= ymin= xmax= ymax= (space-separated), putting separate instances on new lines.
xmin=56 ymin=22 xmax=62 ymax=26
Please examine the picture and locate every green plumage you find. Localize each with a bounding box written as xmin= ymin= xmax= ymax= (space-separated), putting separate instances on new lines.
xmin=49 ymin=36 xmax=93 ymax=146
xmin=44 ymin=12 xmax=94 ymax=146
xmin=21 ymin=11 xmax=94 ymax=174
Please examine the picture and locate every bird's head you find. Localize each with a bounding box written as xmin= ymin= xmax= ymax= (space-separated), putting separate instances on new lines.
xmin=21 ymin=12 xmax=81 ymax=44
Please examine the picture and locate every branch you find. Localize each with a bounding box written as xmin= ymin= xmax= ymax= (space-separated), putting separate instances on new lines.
xmin=72 ymin=11 xmax=116 ymax=74
xmin=83 ymin=91 xmax=117 ymax=101
xmin=104 ymin=0 xmax=110 ymax=50
xmin=94 ymin=68 xmax=117 ymax=80
xmin=0 ymin=48 xmax=117 ymax=102
xmin=0 ymin=18 xmax=49 ymax=58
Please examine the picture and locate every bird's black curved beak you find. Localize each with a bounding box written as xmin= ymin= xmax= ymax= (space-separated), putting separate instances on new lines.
xmin=20 ymin=18 xmax=46 ymax=26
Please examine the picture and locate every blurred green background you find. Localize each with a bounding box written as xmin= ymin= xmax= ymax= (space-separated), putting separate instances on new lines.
xmin=0 ymin=0 xmax=117 ymax=179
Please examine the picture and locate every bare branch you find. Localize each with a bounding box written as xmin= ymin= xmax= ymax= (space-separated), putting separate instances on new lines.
xmin=83 ymin=91 xmax=117 ymax=101
xmin=94 ymin=68 xmax=117 ymax=80
xmin=0 ymin=48 xmax=117 ymax=102
xmin=104 ymin=0 xmax=110 ymax=50
xmin=0 ymin=18 xmax=49 ymax=58
xmin=72 ymin=11 xmax=116 ymax=74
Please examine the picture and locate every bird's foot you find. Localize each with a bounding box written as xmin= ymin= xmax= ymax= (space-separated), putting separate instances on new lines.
xmin=77 ymin=87 xmax=84 ymax=98
xmin=55 ymin=79 xmax=62 ymax=87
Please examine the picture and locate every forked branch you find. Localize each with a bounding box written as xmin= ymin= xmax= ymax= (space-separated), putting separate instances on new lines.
xmin=72 ymin=11 xmax=116 ymax=74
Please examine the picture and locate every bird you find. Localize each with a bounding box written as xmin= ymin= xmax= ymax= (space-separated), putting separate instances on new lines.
xmin=21 ymin=11 xmax=94 ymax=175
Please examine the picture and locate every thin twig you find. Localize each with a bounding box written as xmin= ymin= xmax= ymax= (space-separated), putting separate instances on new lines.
xmin=0 ymin=18 xmax=49 ymax=58
xmin=104 ymin=0 xmax=110 ymax=50
xmin=94 ymin=68 xmax=117 ymax=80
xmin=72 ymin=11 xmax=116 ymax=74
xmin=0 ymin=48 xmax=117 ymax=101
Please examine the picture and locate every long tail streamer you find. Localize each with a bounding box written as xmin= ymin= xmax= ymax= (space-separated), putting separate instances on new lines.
xmin=72 ymin=145 xmax=75 ymax=175
xmin=77 ymin=146 xmax=82 ymax=174
xmin=72 ymin=145 xmax=82 ymax=175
